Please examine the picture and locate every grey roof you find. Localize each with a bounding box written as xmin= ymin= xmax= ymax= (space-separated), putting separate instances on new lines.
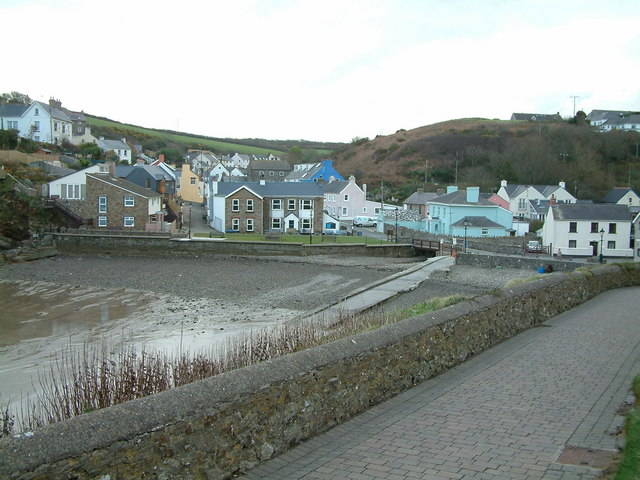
xmin=501 ymin=183 xmax=566 ymax=198
xmin=216 ymin=181 xmax=324 ymax=198
xmin=116 ymin=165 xmax=171 ymax=181
xmin=285 ymin=163 xmax=322 ymax=181
xmin=100 ymin=138 xmax=129 ymax=151
xmin=586 ymin=110 xmax=637 ymax=122
xmin=551 ymin=203 xmax=631 ymax=221
xmin=511 ymin=113 xmax=562 ymax=121
xmin=322 ymin=180 xmax=349 ymax=194
xmin=451 ymin=216 xmax=505 ymax=229
xmin=86 ymin=173 xmax=161 ymax=198
xmin=0 ymin=104 xmax=28 ymax=117
xmin=404 ymin=191 xmax=441 ymax=205
xmin=602 ymin=187 xmax=638 ymax=204
xmin=528 ymin=199 xmax=552 ymax=214
xmin=248 ymin=159 xmax=291 ymax=171
xmin=33 ymin=101 xmax=72 ymax=122
xmin=430 ymin=190 xmax=494 ymax=206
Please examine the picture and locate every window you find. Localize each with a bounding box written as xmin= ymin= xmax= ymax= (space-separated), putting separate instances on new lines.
xmin=246 ymin=218 xmax=254 ymax=232
xmin=66 ymin=184 xmax=81 ymax=199
xmin=279 ymin=171 xmax=284 ymax=176
xmin=363 ymin=207 xmax=368 ymax=214
xmin=145 ymin=178 xmax=151 ymax=188
xmin=569 ymin=240 xmax=577 ymax=248
xmin=609 ymin=223 xmax=616 ymax=234
xmin=98 ymin=216 xmax=107 ymax=227
xmin=301 ymin=218 xmax=311 ymax=230
xmin=271 ymin=218 xmax=282 ymax=230
xmin=269 ymin=171 xmax=274 ymax=176
xmin=341 ymin=207 xmax=348 ymax=216
xmin=288 ymin=199 xmax=296 ymax=210
xmin=7 ymin=120 xmax=18 ymax=129
xmin=259 ymin=171 xmax=265 ymax=177
xmin=569 ymin=222 xmax=577 ymax=233
xmin=190 ymin=177 xmax=196 ymax=185
xmin=271 ymin=199 xmax=282 ymax=210
xmin=231 ymin=218 xmax=239 ymax=230
xmin=124 ymin=217 xmax=135 ymax=227
xmin=518 ymin=198 xmax=526 ymax=210
xmin=35 ymin=108 xmax=39 ymax=116
xmin=232 ymin=199 xmax=240 ymax=212
xmin=54 ymin=122 xmax=58 ymax=132
xmin=607 ymin=241 xmax=616 ymax=249
xmin=591 ymin=222 xmax=599 ymax=233
xmin=124 ymin=196 xmax=135 ymax=207
xmin=33 ymin=121 xmax=40 ymax=132
xmin=246 ymin=199 xmax=254 ymax=212
xmin=300 ymin=199 xmax=313 ymax=210
xmin=98 ymin=196 xmax=107 ymax=213
xmin=344 ymin=194 xmax=349 ymax=201
xmin=481 ymin=228 xmax=489 ymax=236
xmin=288 ymin=219 xmax=295 ymax=229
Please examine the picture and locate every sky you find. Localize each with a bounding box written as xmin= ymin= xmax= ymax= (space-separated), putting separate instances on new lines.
xmin=2 ymin=0 xmax=639 ymax=143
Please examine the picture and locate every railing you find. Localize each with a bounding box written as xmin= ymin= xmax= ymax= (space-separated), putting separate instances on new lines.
xmin=412 ymin=238 xmax=460 ymax=256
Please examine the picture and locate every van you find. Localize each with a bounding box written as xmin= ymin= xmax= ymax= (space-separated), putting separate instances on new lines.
xmin=353 ymin=216 xmax=377 ymax=227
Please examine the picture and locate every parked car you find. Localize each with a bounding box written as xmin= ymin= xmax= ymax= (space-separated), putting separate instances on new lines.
xmin=526 ymin=240 xmax=542 ymax=253
xmin=353 ymin=216 xmax=377 ymax=227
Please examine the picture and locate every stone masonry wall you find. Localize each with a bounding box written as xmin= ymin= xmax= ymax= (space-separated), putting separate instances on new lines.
xmin=455 ymin=251 xmax=595 ymax=272
xmin=1 ymin=264 xmax=638 ymax=479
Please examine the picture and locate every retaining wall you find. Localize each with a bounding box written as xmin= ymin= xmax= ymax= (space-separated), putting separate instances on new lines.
xmin=456 ymin=251 xmax=591 ymax=272
xmin=52 ymin=233 xmax=419 ymax=258
xmin=1 ymin=264 xmax=638 ymax=479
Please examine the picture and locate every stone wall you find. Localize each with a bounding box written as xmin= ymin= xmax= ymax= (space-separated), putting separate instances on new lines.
xmin=455 ymin=251 xmax=597 ymax=272
xmin=52 ymin=233 xmax=419 ymax=258
xmin=2 ymin=264 xmax=638 ymax=480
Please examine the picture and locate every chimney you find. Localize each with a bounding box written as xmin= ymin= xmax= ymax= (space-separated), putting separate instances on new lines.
xmin=559 ymin=181 xmax=566 ymax=189
xmin=446 ymin=185 xmax=458 ymax=194
xmin=550 ymin=194 xmax=557 ymax=205
xmin=363 ymin=183 xmax=367 ymax=195
xmin=466 ymin=186 xmax=480 ymax=203
xmin=106 ymin=161 xmax=116 ymax=176
xmin=158 ymin=153 xmax=165 ymax=163
xmin=500 ymin=179 xmax=507 ymax=187
xmin=348 ymin=175 xmax=356 ymax=184
xmin=260 ymin=180 xmax=266 ymax=186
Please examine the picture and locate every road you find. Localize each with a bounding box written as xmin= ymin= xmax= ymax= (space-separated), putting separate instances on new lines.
xmin=240 ymin=287 xmax=640 ymax=480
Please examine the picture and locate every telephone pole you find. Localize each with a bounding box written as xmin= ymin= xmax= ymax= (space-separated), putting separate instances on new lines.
xmin=570 ymin=96 xmax=579 ymax=117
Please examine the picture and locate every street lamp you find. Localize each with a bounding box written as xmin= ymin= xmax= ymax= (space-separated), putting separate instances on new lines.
xmin=463 ymin=220 xmax=468 ymax=253
xmin=599 ymin=228 xmax=604 ymax=263
xmin=395 ymin=207 xmax=398 ymax=243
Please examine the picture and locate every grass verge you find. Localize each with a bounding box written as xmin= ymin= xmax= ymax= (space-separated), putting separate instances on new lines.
xmin=614 ymin=374 xmax=640 ymax=479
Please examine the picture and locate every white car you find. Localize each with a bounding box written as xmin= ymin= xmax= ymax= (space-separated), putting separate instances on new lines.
xmin=353 ymin=216 xmax=377 ymax=227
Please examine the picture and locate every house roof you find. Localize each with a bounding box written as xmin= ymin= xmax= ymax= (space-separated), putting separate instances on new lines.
xmin=32 ymin=101 xmax=72 ymax=122
xmin=404 ymin=191 xmax=441 ymax=205
xmin=0 ymin=103 xmax=28 ymax=117
xmin=551 ymin=203 xmax=631 ymax=221
xmin=586 ymin=110 xmax=638 ymax=123
xmin=286 ymin=163 xmax=322 ymax=181
xmin=116 ymin=165 xmax=170 ymax=181
xmin=216 ymin=181 xmax=324 ymax=198
xmin=100 ymin=138 xmax=130 ymax=151
xmin=322 ymin=180 xmax=349 ymax=194
xmin=86 ymin=173 xmax=161 ymax=198
xmin=602 ymin=187 xmax=638 ymax=204
xmin=248 ymin=159 xmax=292 ymax=171
xmin=430 ymin=190 xmax=494 ymax=206
xmin=451 ymin=216 xmax=505 ymax=229
xmin=511 ymin=113 xmax=562 ymax=121
xmin=501 ymin=183 xmax=567 ymax=199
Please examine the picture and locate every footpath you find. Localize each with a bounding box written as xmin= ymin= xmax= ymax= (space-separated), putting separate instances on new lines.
xmin=240 ymin=284 xmax=640 ymax=480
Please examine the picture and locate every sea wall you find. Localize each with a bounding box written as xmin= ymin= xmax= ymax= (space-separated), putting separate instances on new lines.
xmin=1 ymin=264 xmax=638 ymax=479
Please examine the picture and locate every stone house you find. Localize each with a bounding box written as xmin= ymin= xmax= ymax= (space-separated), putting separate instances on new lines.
xmin=85 ymin=173 xmax=165 ymax=231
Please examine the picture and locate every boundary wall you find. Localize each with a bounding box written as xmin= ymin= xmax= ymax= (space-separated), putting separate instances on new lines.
xmin=1 ymin=264 xmax=638 ymax=479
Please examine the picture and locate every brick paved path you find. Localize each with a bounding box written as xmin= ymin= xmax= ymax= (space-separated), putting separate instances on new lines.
xmin=240 ymin=287 xmax=640 ymax=480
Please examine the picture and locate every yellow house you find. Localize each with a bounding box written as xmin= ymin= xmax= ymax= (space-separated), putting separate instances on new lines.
xmin=177 ymin=163 xmax=203 ymax=203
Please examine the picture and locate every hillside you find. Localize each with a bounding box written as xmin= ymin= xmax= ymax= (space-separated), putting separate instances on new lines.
xmin=333 ymin=118 xmax=640 ymax=202
xmin=86 ymin=115 xmax=342 ymax=161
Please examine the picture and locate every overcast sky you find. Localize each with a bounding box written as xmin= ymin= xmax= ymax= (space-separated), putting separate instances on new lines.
xmin=2 ymin=0 xmax=639 ymax=142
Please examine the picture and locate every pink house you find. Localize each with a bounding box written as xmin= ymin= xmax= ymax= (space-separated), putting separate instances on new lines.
xmin=323 ymin=176 xmax=378 ymax=220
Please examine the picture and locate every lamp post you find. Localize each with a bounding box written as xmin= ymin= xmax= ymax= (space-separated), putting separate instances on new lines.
xmin=395 ymin=207 xmax=398 ymax=243
xmin=463 ymin=220 xmax=468 ymax=253
xmin=599 ymin=228 xmax=604 ymax=263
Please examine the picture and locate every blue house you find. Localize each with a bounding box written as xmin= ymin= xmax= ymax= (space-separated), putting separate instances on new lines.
xmin=427 ymin=186 xmax=513 ymax=236
xmin=285 ymin=159 xmax=344 ymax=183
xmin=116 ymin=165 xmax=176 ymax=196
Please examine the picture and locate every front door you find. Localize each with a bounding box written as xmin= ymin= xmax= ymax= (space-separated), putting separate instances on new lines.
xmin=589 ymin=241 xmax=598 ymax=256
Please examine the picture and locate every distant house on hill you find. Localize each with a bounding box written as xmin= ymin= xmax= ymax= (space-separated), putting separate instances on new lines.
xmin=586 ymin=110 xmax=640 ymax=132
xmin=403 ymin=189 xmax=441 ymax=218
xmin=510 ymin=112 xmax=562 ymax=122
xmin=98 ymin=137 xmax=131 ymax=164
xmin=285 ymin=159 xmax=344 ymax=183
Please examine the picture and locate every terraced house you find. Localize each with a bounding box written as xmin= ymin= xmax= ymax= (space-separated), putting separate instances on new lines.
xmin=207 ymin=181 xmax=323 ymax=234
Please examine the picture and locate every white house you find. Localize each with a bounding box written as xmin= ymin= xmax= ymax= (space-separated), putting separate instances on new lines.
xmin=47 ymin=164 xmax=110 ymax=199
xmin=19 ymin=101 xmax=73 ymax=145
xmin=602 ymin=187 xmax=640 ymax=209
xmin=633 ymin=212 xmax=640 ymax=262
xmin=587 ymin=110 xmax=640 ymax=132
xmin=542 ymin=203 xmax=633 ymax=259
xmin=496 ymin=180 xmax=576 ymax=220
xmin=98 ymin=137 xmax=131 ymax=164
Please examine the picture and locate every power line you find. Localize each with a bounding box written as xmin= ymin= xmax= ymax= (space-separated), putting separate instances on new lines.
xmin=570 ymin=96 xmax=579 ymax=117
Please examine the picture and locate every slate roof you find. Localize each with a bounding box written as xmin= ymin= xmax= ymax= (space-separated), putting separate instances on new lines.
xmin=501 ymin=184 xmax=566 ymax=198
xmin=511 ymin=113 xmax=562 ymax=122
xmin=322 ymin=180 xmax=350 ymax=194
xmin=602 ymin=187 xmax=638 ymax=204
xmin=248 ymin=159 xmax=292 ymax=171
xmin=216 ymin=181 xmax=324 ymax=198
xmin=33 ymin=101 xmax=72 ymax=122
xmin=551 ymin=203 xmax=631 ymax=221
xmin=86 ymin=173 xmax=161 ymax=198
xmin=116 ymin=165 xmax=171 ymax=180
xmin=404 ymin=191 xmax=441 ymax=205
xmin=451 ymin=216 xmax=505 ymax=229
xmin=0 ymin=104 xmax=28 ymax=117
xmin=286 ymin=163 xmax=322 ymax=181
xmin=429 ymin=190 xmax=494 ymax=206
xmin=100 ymin=138 xmax=129 ymax=151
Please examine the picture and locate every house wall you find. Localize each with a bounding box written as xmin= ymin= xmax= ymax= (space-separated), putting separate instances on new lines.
xmin=226 ymin=189 xmax=263 ymax=233
xmin=543 ymin=217 xmax=633 ymax=257
xmin=48 ymin=165 xmax=105 ymax=199
xmin=2 ymin=264 xmax=637 ymax=479
xmin=85 ymin=176 xmax=157 ymax=231
xmin=20 ymin=103 xmax=51 ymax=143
xmin=178 ymin=164 xmax=203 ymax=203
xmin=429 ymin=203 xmax=512 ymax=236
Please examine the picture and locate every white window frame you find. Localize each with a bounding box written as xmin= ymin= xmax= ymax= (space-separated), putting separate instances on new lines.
xmin=341 ymin=207 xmax=348 ymax=216
xmin=98 ymin=196 xmax=107 ymax=213
xmin=288 ymin=199 xmax=296 ymax=210
xmin=271 ymin=199 xmax=282 ymax=210
xmin=231 ymin=218 xmax=239 ymax=230
xmin=232 ymin=198 xmax=240 ymax=212
xmin=246 ymin=218 xmax=254 ymax=232
xmin=301 ymin=218 xmax=311 ymax=230
xmin=300 ymin=199 xmax=313 ymax=210
xmin=271 ymin=218 xmax=282 ymax=230
xmin=124 ymin=196 xmax=135 ymax=207
xmin=344 ymin=194 xmax=349 ymax=201
xmin=246 ymin=199 xmax=254 ymax=212
xmin=98 ymin=216 xmax=107 ymax=227
xmin=124 ymin=216 xmax=135 ymax=228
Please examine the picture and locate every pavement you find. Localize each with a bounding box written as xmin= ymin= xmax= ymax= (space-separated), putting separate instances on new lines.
xmin=239 ymin=285 xmax=640 ymax=480
xmin=303 ymin=255 xmax=455 ymax=326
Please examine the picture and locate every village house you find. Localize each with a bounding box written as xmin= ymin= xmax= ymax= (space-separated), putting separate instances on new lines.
xmin=98 ymin=137 xmax=132 ymax=164
xmin=284 ymin=160 xmax=344 ymax=183
xmin=496 ymin=180 xmax=576 ymax=220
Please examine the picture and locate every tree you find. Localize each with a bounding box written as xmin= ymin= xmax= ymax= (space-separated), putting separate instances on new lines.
xmin=0 ymin=129 xmax=18 ymax=149
xmin=287 ymin=146 xmax=304 ymax=163
xmin=0 ymin=91 xmax=31 ymax=105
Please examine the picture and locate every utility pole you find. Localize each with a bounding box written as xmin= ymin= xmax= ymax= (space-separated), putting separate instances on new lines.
xmin=424 ymin=158 xmax=428 ymax=188
xmin=570 ymin=96 xmax=579 ymax=117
